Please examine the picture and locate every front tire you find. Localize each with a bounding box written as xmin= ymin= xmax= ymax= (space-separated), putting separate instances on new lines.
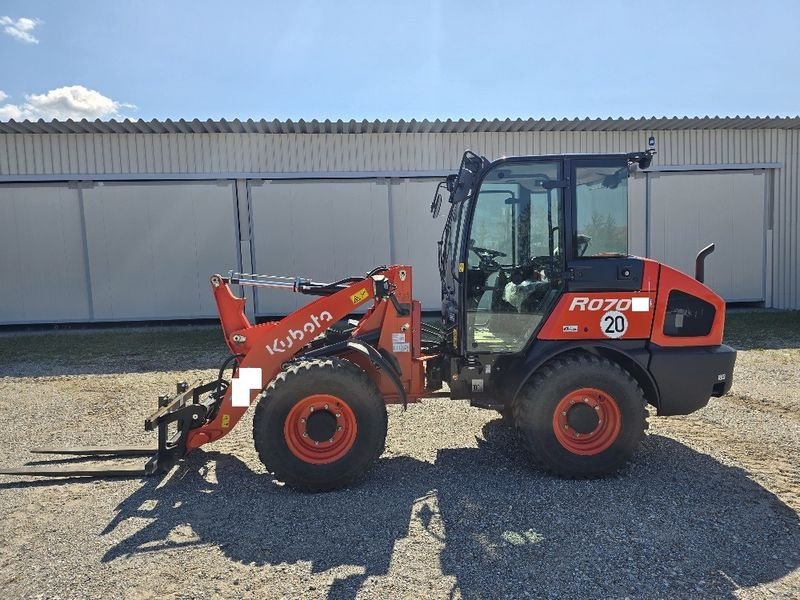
xmin=513 ymin=353 xmax=647 ymax=478
xmin=253 ymin=357 xmax=387 ymax=492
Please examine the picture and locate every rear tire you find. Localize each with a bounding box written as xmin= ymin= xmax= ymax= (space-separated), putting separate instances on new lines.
xmin=513 ymin=353 xmax=647 ymax=478
xmin=253 ymin=357 xmax=387 ymax=492
xmin=499 ymin=405 xmax=515 ymax=427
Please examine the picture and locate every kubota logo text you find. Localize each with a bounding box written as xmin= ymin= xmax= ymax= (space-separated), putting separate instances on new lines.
xmin=265 ymin=311 xmax=334 ymax=356
xmin=569 ymin=297 xmax=650 ymax=312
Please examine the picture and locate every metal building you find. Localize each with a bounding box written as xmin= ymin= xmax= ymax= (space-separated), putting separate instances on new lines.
xmin=0 ymin=116 xmax=798 ymax=324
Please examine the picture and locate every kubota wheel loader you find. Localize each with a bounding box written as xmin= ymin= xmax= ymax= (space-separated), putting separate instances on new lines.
xmin=1 ymin=148 xmax=737 ymax=491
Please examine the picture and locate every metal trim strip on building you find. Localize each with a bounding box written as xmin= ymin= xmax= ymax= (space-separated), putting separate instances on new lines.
xmin=0 ymin=163 xmax=786 ymax=183
xmin=643 ymin=162 xmax=783 ymax=172
xmin=0 ymin=170 xmax=451 ymax=183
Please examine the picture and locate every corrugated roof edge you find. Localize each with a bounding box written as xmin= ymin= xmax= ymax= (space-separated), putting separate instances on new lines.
xmin=1 ymin=116 xmax=799 ymax=135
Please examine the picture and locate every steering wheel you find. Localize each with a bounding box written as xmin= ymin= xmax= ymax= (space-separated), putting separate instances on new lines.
xmin=470 ymin=245 xmax=507 ymax=262
xmin=527 ymin=255 xmax=560 ymax=278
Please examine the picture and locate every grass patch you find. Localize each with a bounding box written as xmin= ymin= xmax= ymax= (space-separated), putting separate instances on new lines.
xmin=0 ymin=325 xmax=228 ymax=364
xmin=724 ymin=310 xmax=800 ymax=349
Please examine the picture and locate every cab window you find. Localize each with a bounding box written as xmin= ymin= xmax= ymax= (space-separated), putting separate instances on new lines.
xmin=574 ymin=165 xmax=628 ymax=257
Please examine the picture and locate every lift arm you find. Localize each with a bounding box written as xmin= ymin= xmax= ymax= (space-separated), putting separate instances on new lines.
xmin=185 ymin=272 xmax=383 ymax=450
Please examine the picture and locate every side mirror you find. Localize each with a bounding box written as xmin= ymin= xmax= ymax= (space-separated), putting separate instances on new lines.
xmin=430 ymin=190 xmax=443 ymax=218
xmin=445 ymin=174 xmax=457 ymax=193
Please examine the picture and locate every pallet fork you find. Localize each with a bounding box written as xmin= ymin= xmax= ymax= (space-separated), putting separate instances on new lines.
xmin=0 ymin=379 xmax=230 ymax=478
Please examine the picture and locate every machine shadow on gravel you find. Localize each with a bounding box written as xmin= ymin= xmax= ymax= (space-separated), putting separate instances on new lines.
xmin=101 ymin=452 xmax=438 ymax=599
xmin=434 ymin=422 xmax=800 ymax=599
xmin=101 ymin=421 xmax=799 ymax=600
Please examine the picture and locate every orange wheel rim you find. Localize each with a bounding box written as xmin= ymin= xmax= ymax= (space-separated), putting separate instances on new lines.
xmin=552 ymin=387 xmax=622 ymax=455
xmin=284 ymin=394 xmax=357 ymax=464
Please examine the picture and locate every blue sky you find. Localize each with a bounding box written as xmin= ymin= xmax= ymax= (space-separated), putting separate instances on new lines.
xmin=1 ymin=0 xmax=798 ymax=121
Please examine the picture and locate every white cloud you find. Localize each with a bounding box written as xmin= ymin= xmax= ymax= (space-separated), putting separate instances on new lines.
xmin=0 ymin=16 xmax=42 ymax=44
xmin=0 ymin=104 xmax=22 ymax=120
xmin=0 ymin=90 xmax=8 ymax=102
xmin=0 ymin=85 xmax=137 ymax=121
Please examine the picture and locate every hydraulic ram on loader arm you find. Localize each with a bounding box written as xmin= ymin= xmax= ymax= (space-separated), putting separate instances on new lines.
xmin=1 ymin=265 xmax=429 ymax=478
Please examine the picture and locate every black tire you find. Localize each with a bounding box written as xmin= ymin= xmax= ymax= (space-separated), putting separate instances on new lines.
xmin=513 ymin=352 xmax=647 ymax=478
xmin=253 ymin=357 xmax=387 ymax=492
xmin=499 ymin=405 xmax=515 ymax=427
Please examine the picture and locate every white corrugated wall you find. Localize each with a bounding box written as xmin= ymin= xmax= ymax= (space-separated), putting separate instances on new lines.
xmin=0 ymin=128 xmax=797 ymax=309
xmin=0 ymin=130 xmax=788 ymax=174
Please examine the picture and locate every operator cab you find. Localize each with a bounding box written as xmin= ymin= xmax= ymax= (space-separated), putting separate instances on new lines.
xmin=432 ymin=149 xmax=654 ymax=359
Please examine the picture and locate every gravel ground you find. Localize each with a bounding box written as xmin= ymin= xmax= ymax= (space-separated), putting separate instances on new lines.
xmin=0 ymin=314 xmax=798 ymax=600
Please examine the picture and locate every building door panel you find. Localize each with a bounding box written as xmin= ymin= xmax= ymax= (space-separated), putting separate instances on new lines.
xmin=82 ymin=181 xmax=238 ymax=320
xmin=648 ymin=170 xmax=766 ymax=301
xmin=250 ymin=180 xmax=390 ymax=315
xmin=0 ymin=184 xmax=91 ymax=323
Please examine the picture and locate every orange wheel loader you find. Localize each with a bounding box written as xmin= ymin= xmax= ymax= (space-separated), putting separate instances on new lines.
xmin=0 ymin=148 xmax=737 ymax=491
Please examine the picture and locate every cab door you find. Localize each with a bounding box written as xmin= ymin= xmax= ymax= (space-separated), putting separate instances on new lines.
xmin=567 ymin=157 xmax=629 ymax=260
xmin=463 ymin=158 xmax=566 ymax=353
xmin=564 ymin=157 xmax=635 ymax=292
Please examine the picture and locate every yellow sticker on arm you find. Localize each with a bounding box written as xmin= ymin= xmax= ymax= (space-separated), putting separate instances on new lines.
xmin=350 ymin=288 xmax=369 ymax=305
